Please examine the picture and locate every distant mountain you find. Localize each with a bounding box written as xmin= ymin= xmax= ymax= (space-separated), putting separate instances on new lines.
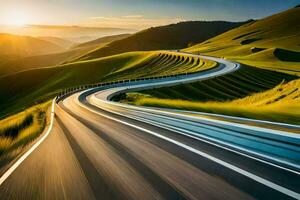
xmin=0 ymin=34 xmax=131 ymax=76
xmin=0 ymin=34 xmax=132 ymax=77
xmin=0 ymin=25 xmax=136 ymax=43
xmin=186 ymin=6 xmax=300 ymax=76
xmin=75 ymin=20 xmax=249 ymax=61
xmin=0 ymin=33 xmax=64 ymax=59
xmin=75 ymin=34 xmax=131 ymax=49
xmin=27 ymin=25 xmax=130 ymax=31
xmin=38 ymin=37 xmax=76 ymax=49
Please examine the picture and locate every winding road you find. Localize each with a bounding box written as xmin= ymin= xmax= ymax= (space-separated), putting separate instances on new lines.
xmin=0 ymin=52 xmax=299 ymax=200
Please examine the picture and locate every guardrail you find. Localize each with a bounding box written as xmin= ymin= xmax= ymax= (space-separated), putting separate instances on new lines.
xmin=56 ymin=57 xmax=300 ymax=170
xmin=56 ymin=71 xmax=195 ymax=102
xmin=55 ymin=51 xmax=232 ymax=103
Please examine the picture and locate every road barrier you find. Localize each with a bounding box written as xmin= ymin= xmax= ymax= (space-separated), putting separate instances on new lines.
xmin=56 ymin=70 xmax=193 ymax=103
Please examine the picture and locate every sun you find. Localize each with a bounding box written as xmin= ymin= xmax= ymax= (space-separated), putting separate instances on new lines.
xmin=4 ymin=10 xmax=30 ymax=26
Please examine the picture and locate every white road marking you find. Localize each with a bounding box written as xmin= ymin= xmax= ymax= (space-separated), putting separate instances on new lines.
xmin=168 ymin=108 xmax=300 ymax=129
xmin=0 ymin=99 xmax=56 ymax=186
xmin=75 ymin=52 xmax=299 ymax=198
xmin=97 ymin=93 xmax=300 ymax=139
xmin=89 ymin=99 xmax=300 ymax=175
xmin=77 ymin=97 xmax=300 ymax=199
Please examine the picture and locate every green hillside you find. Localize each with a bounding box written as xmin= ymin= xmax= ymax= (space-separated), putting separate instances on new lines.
xmin=185 ymin=6 xmax=300 ymax=76
xmin=0 ymin=51 xmax=216 ymax=118
xmin=0 ymin=20 xmax=247 ymax=77
xmin=2 ymin=7 xmax=299 ymax=125
xmin=120 ymin=7 xmax=300 ymax=124
xmin=0 ymin=33 xmax=64 ymax=59
xmin=75 ymin=21 xmax=248 ymax=61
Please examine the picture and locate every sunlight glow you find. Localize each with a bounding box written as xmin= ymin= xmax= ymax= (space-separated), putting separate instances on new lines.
xmin=3 ymin=10 xmax=30 ymax=26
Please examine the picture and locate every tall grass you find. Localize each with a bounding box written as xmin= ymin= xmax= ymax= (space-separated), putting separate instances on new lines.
xmin=0 ymin=101 xmax=50 ymax=155
xmin=0 ymin=114 xmax=33 ymax=138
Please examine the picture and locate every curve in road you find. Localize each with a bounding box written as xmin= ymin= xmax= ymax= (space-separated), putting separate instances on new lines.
xmin=0 ymin=52 xmax=299 ymax=200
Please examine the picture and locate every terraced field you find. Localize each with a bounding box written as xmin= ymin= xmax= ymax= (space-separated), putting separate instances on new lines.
xmin=103 ymin=51 xmax=216 ymax=81
xmin=121 ymin=65 xmax=300 ymax=124
xmin=0 ymin=51 xmax=216 ymax=118
xmin=126 ymin=65 xmax=296 ymax=102
xmin=124 ymin=78 xmax=300 ymax=124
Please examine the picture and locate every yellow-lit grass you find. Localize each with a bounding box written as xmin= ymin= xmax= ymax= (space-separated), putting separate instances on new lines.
xmin=0 ymin=101 xmax=51 ymax=155
xmin=126 ymin=79 xmax=300 ymax=125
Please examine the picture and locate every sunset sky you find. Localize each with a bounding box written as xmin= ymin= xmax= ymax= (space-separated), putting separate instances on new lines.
xmin=0 ymin=0 xmax=299 ymax=29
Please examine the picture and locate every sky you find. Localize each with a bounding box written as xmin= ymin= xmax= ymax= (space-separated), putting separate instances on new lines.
xmin=0 ymin=0 xmax=299 ymax=29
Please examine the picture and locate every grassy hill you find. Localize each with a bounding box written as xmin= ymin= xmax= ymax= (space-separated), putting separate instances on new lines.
xmin=0 ymin=33 xmax=64 ymax=59
xmin=0 ymin=20 xmax=247 ymax=77
xmin=119 ymin=6 xmax=300 ymax=125
xmin=75 ymin=34 xmax=131 ymax=49
xmin=0 ymin=34 xmax=132 ymax=77
xmin=0 ymin=51 xmax=216 ymax=118
xmin=2 ymin=7 xmax=300 ymax=126
xmin=185 ymin=6 xmax=300 ymax=76
xmin=121 ymin=7 xmax=300 ymax=124
xmin=75 ymin=21 xmax=248 ymax=61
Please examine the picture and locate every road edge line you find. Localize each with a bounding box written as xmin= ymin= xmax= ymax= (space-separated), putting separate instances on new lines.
xmin=91 ymin=101 xmax=300 ymax=175
xmin=0 ymin=98 xmax=56 ymax=186
xmin=77 ymin=98 xmax=300 ymax=199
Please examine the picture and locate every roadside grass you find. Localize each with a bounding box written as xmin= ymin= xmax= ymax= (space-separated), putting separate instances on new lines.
xmin=0 ymin=101 xmax=51 ymax=156
xmin=0 ymin=51 xmax=216 ymax=118
xmin=122 ymin=78 xmax=300 ymax=125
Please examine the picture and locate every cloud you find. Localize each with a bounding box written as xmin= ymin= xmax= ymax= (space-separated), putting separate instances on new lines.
xmin=123 ymin=15 xmax=144 ymax=19
xmin=85 ymin=15 xmax=185 ymax=30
